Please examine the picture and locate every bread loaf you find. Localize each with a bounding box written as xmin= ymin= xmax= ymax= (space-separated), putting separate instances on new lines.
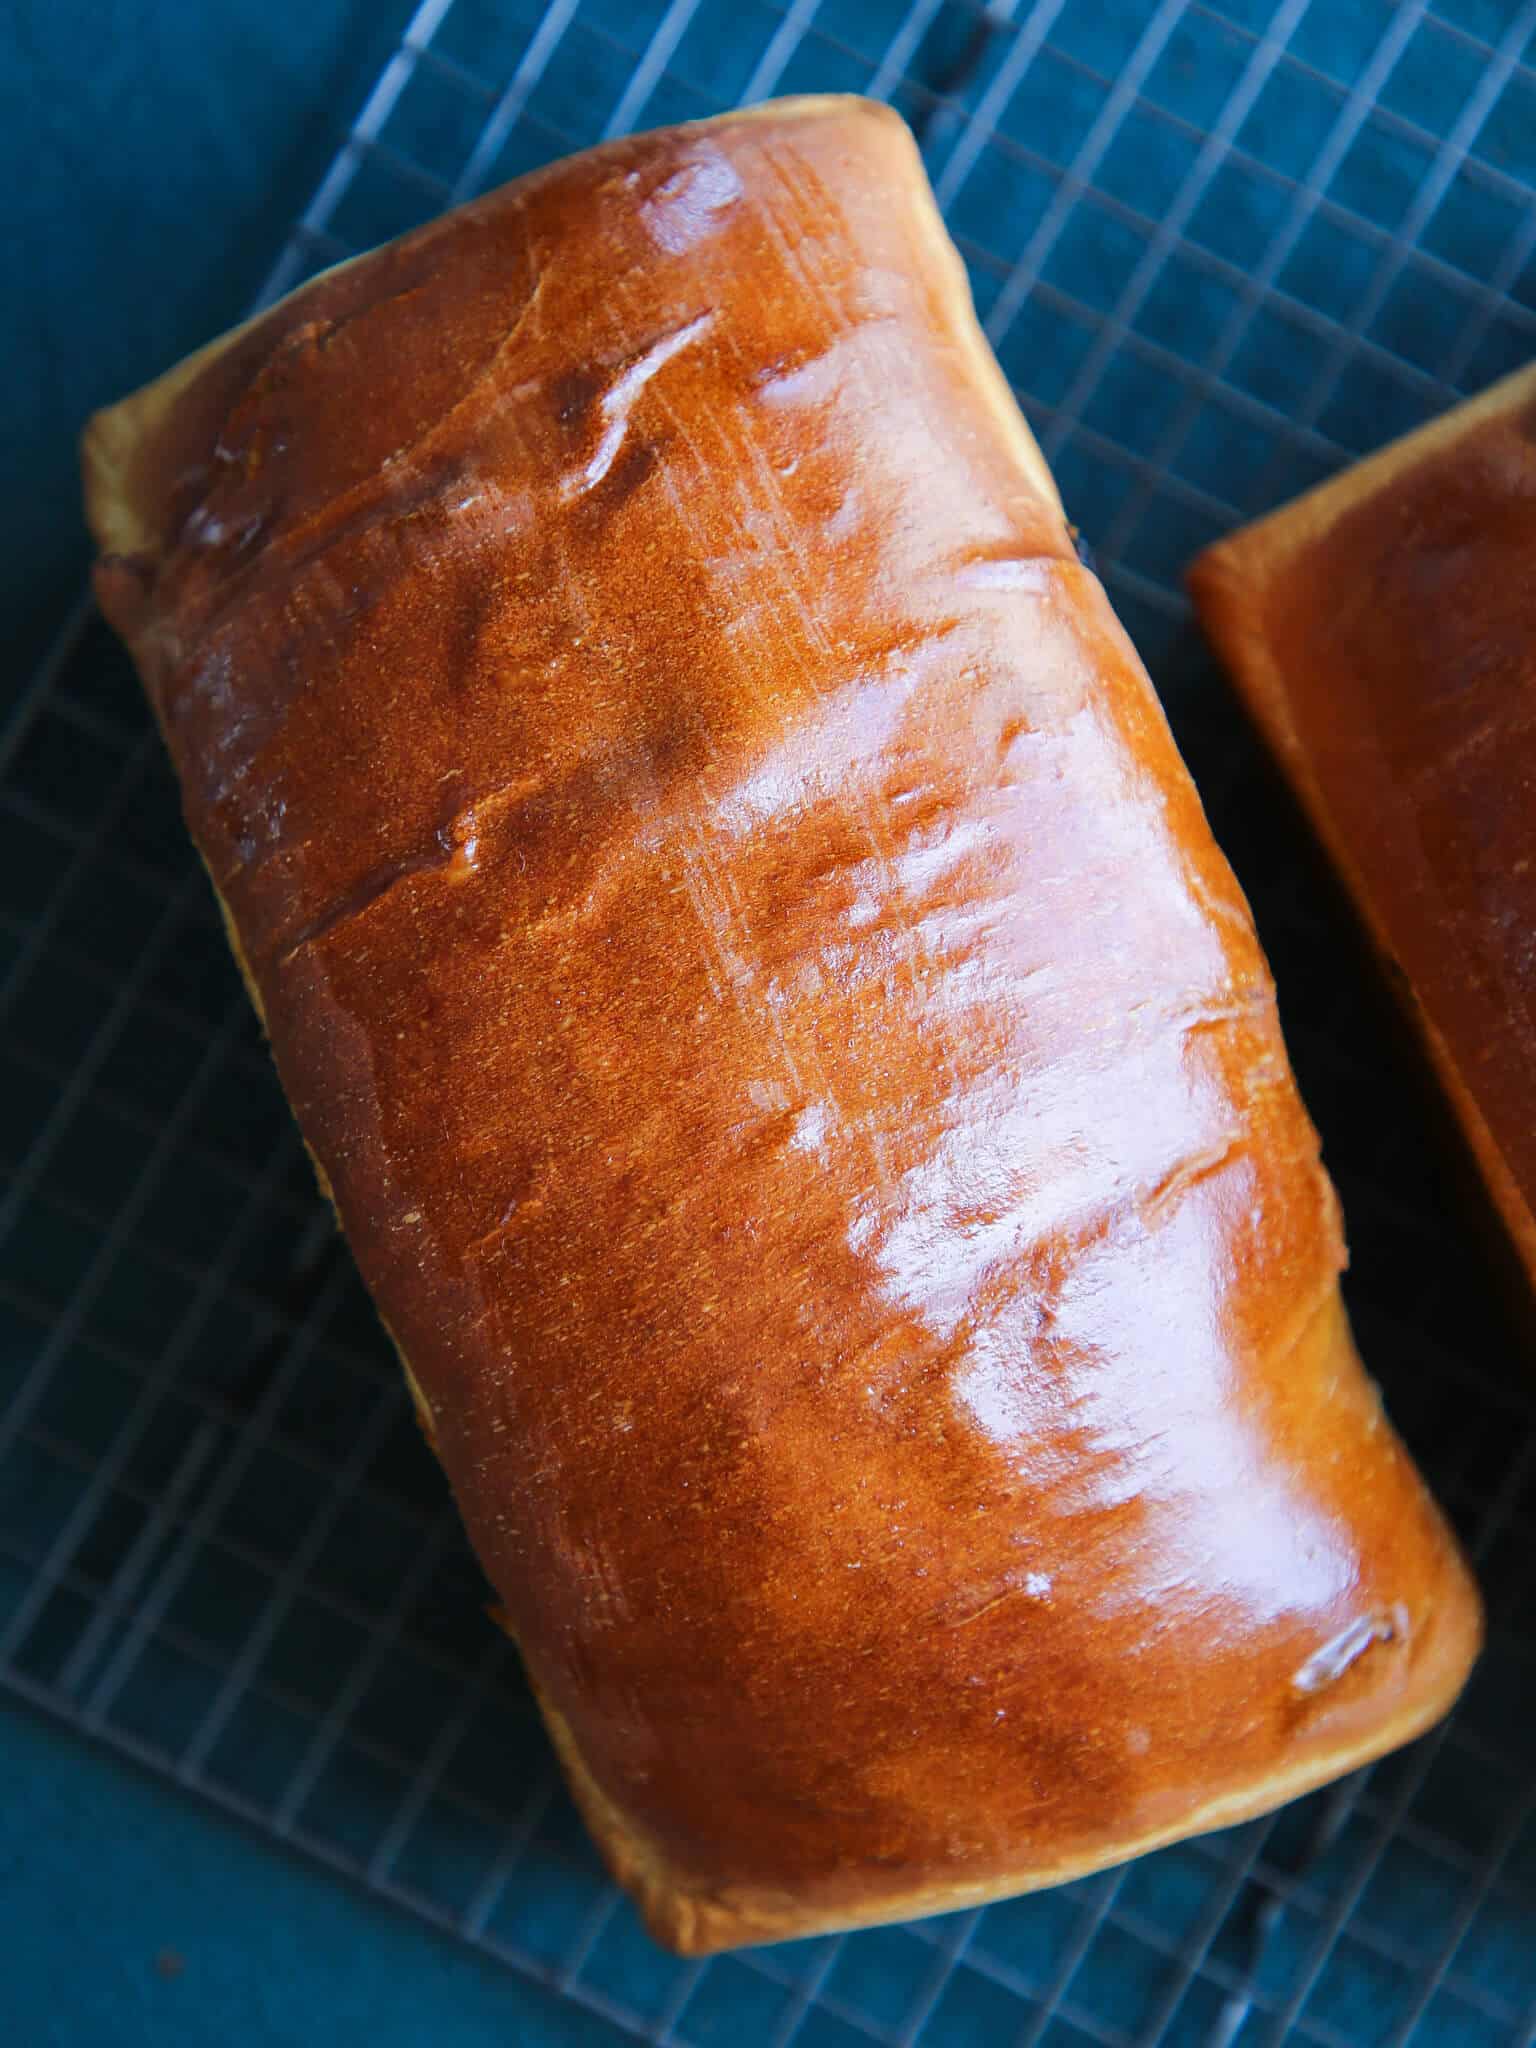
xmin=1189 ymin=364 xmax=1536 ymax=1301
xmin=83 ymin=96 xmax=1480 ymax=1954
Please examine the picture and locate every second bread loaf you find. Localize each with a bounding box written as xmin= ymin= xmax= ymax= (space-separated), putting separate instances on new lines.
xmin=1190 ymin=365 xmax=1536 ymax=1299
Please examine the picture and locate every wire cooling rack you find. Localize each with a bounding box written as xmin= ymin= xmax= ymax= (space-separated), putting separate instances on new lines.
xmin=5 ymin=1 xmax=1536 ymax=2042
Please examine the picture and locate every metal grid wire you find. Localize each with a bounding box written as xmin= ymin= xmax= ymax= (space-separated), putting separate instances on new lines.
xmin=4 ymin=0 xmax=1536 ymax=2042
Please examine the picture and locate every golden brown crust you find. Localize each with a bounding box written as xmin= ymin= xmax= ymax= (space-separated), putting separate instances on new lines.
xmin=1189 ymin=363 xmax=1536 ymax=1293
xmin=85 ymin=96 xmax=1479 ymax=1953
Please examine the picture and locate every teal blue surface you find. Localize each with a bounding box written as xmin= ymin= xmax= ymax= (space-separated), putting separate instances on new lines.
xmin=0 ymin=1705 xmax=621 ymax=2046
xmin=6 ymin=0 xmax=415 ymax=677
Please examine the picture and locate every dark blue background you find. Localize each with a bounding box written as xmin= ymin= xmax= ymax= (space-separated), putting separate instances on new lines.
xmin=6 ymin=0 xmax=413 ymax=678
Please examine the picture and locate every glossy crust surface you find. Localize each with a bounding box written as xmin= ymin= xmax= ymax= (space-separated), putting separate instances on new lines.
xmin=84 ymin=97 xmax=1480 ymax=1953
xmin=1189 ymin=365 xmax=1536 ymax=1297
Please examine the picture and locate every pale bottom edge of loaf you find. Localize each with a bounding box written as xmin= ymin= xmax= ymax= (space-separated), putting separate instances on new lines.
xmin=201 ymin=868 xmax=1468 ymax=1959
xmin=527 ymin=1665 xmax=1467 ymax=1957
